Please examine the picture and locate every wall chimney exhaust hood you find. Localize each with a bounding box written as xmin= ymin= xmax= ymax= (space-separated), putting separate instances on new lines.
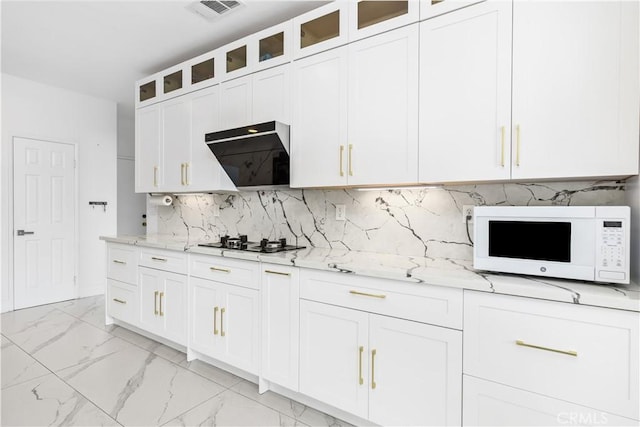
xmin=205 ymin=121 xmax=290 ymax=189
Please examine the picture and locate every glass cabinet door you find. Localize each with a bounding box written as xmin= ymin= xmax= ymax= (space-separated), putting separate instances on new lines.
xmin=293 ymin=3 xmax=348 ymax=59
xmin=164 ymin=70 xmax=183 ymax=94
xmin=357 ymin=1 xmax=408 ymax=29
xmin=349 ymin=0 xmax=418 ymax=41
xmin=259 ymin=32 xmax=284 ymax=63
xmin=252 ymin=21 xmax=292 ymax=71
xmin=139 ymin=80 xmax=157 ymax=103
xmin=226 ymin=45 xmax=247 ymax=73
xmin=192 ymin=58 xmax=215 ymax=85
xmin=300 ymin=10 xmax=341 ymax=49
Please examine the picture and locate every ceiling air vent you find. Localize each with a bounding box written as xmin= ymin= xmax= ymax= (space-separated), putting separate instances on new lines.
xmin=189 ymin=0 xmax=243 ymax=21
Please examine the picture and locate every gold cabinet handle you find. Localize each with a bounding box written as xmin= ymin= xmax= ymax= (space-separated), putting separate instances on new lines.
xmin=220 ymin=308 xmax=226 ymax=337
xmin=371 ymin=349 xmax=377 ymax=389
xmin=515 ymin=340 xmax=577 ymax=357
xmin=500 ymin=126 xmax=505 ymax=167
xmin=112 ymin=259 xmax=126 ymax=265
xmin=339 ymin=145 xmax=345 ymax=177
xmin=348 ymin=144 xmax=353 ymax=176
xmin=151 ymin=257 xmax=167 ymax=262
xmin=153 ymin=166 xmax=158 ymax=187
xmin=265 ymin=270 xmax=291 ymax=276
xmin=358 ymin=346 xmax=364 ymax=385
xmin=185 ymin=163 xmax=190 ymax=186
xmin=113 ymin=298 xmax=127 ymax=304
xmin=349 ymin=290 xmax=386 ymax=299
xmin=159 ymin=292 xmax=164 ymax=316
xmin=154 ymin=291 xmax=159 ymax=315
xmin=181 ymin=163 xmax=185 ymax=185
xmin=515 ymin=124 xmax=521 ymax=167
xmin=210 ymin=267 xmax=230 ymax=273
xmin=214 ymin=306 xmax=219 ymax=335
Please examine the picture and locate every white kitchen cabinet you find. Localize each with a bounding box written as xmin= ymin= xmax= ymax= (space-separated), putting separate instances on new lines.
xmin=186 ymin=49 xmax=222 ymax=92
xmin=261 ymin=264 xmax=300 ymax=391
xmin=219 ymin=75 xmax=252 ymax=130
xmin=105 ymin=243 xmax=139 ymax=326
xmin=138 ymin=266 xmax=187 ymax=346
xmin=347 ymin=24 xmax=419 ymax=186
xmin=419 ymin=1 xmax=511 ymax=183
xmin=299 ymin=299 xmax=462 ymax=425
xmin=293 ymin=2 xmax=349 ymax=60
xmin=135 ymin=104 xmax=162 ymax=192
xmin=348 ymin=0 xmax=419 ymax=42
xmin=251 ymin=21 xmax=293 ymax=73
xmin=463 ymin=375 xmax=639 ymax=427
xmin=190 ymin=277 xmax=259 ymax=374
xmin=291 ymin=45 xmax=348 ymax=188
xmin=421 ymin=0 xmax=486 ymax=20
xmin=511 ymin=0 xmax=639 ymax=180
xmin=161 ymin=96 xmax=191 ymax=192
xmin=464 ymin=290 xmax=640 ymax=422
xmin=292 ymin=24 xmax=419 ymax=188
xmin=419 ymin=0 xmax=639 ymax=184
xmin=221 ymin=36 xmax=255 ymax=82
xmin=136 ymin=74 xmax=161 ymax=108
xmin=252 ymin=63 xmax=291 ymax=125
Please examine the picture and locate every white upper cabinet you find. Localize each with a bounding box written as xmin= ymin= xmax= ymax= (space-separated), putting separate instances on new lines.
xmin=420 ymin=0 xmax=486 ymax=20
xmin=186 ymin=48 xmax=223 ymax=92
xmin=135 ymin=104 xmax=162 ymax=192
xmin=291 ymin=46 xmax=349 ymax=188
xmin=136 ymin=75 xmax=161 ymax=108
xmin=348 ymin=0 xmax=419 ymax=42
xmin=419 ymin=1 xmax=512 ymax=183
xmin=251 ymin=21 xmax=293 ymax=72
xmin=161 ymin=96 xmax=191 ymax=192
xmin=511 ymin=0 xmax=639 ymax=180
xmin=347 ymin=24 xmax=419 ymax=186
xmin=222 ymin=36 xmax=255 ymax=82
xmin=293 ymin=2 xmax=350 ymax=60
xmin=252 ymin=63 xmax=291 ymax=124
xmin=220 ymin=75 xmax=253 ymax=129
xmin=160 ymin=63 xmax=187 ymax=102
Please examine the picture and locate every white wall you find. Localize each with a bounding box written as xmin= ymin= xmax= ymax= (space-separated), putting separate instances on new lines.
xmin=1 ymin=73 xmax=118 ymax=312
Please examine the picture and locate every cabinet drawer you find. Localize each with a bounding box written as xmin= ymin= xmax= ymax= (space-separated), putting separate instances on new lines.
xmin=106 ymin=244 xmax=138 ymax=283
xmin=139 ymin=248 xmax=187 ymax=274
xmin=300 ymin=269 xmax=462 ymax=329
xmin=190 ymin=254 xmax=260 ymax=290
xmin=107 ymin=279 xmax=137 ymax=325
xmin=464 ymin=291 xmax=640 ymax=420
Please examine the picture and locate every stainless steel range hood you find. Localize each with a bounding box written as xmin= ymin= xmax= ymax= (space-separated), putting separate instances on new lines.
xmin=205 ymin=121 xmax=290 ymax=189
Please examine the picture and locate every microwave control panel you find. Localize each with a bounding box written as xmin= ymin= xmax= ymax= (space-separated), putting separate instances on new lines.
xmin=596 ymin=219 xmax=627 ymax=283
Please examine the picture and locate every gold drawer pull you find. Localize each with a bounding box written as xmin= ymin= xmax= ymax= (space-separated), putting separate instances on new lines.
xmin=153 ymin=166 xmax=158 ymax=187
xmin=210 ymin=267 xmax=230 ymax=273
xmin=214 ymin=306 xmax=219 ymax=335
xmin=112 ymin=260 xmax=126 ymax=265
xmin=348 ymin=144 xmax=353 ymax=176
xmin=220 ymin=308 xmax=226 ymax=337
xmin=151 ymin=257 xmax=167 ymax=262
xmin=265 ymin=270 xmax=291 ymax=276
xmin=358 ymin=346 xmax=364 ymax=385
xmin=112 ymin=298 xmax=127 ymax=304
xmin=349 ymin=290 xmax=386 ymax=299
xmin=181 ymin=163 xmax=185 ymax=185
xmin=339 ymin=145 xmax=345 ymax=177
xmin=154 ymin=291 xmax=159 ymax=315
xmin=159 ymin=292 xmax=164 ymax=316
xmin=371 ymin=349 xmax=377 ymax=389
xmin=515 ymin=340 xmax=577 ymax=357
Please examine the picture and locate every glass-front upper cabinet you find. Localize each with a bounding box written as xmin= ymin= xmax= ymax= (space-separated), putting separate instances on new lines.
xmin=349 ymin=0 xmax=419 ymax=41
xmin=137 ymin=78 xmax=158 ymax=107
xmin=293 ymin=2 xmax=349 ymax=59
xmin=222 ymin=36 xmax=256 ymax=81
xmin=186 ymin=48 xmax=223 ymax=91
xmin=420 ymin=0 xmax=485 ymax=20
xmin=251 ymin=21 xmax=292 ymax=72
xmin=162 ymin=64 xmax=187 ymax=100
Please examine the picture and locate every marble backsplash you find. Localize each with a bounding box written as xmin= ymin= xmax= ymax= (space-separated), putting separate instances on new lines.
xmin=148 ymin=180 xmax=626 ymax=261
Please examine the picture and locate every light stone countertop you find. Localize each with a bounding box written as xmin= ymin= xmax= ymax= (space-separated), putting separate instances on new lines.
xmin=100 ymin=235 xmax=640 ymax=312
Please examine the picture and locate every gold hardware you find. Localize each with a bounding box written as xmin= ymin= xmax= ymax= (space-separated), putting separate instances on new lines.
xmin=214 ymin=306 xmax=219 ymax=335
xmin=515 ymin=340 xmax=577 ymax=357
xmin=500 ymin=126 xmax=505 ymax=167
xmin=339 ymin=145 xmax=345 ymax=177
xmin=371 ymin=349 xmax=377 ymax=389
xmin=153 ymin=166 xmax=158 ymax=187
xmin=358 ymin=346 xmax=364 ymax=385
xmin=181 ymin=163 xmax=185 ymax=185
xmin=210 ymin=267 xmax=230 ymax=273
xmin=265 ymin=270 xmax=291 ymax=276
xmin=516 ymin=124 xmax=521 ymax=167
xmin=113 ymin=298 xmax=127 ymax=304
xmin=151 ymin=257 xmax=167 ymax=262
xmin=154 ymin=291 xmax=159 ymax=315
xmin=159 ymin=292 xmax=164 ymax=316
xmin=185 ymin=163 xmax=190 ymax=186
xmin=348 ymin=144 xmax=353 ymax=176
xmin=220 ymin=308 xmax=226 ymax=337
xmin=349 ymin=290 xmax=386 ymax=299
xmin=112 ymin=260 xmax=126 ymax=265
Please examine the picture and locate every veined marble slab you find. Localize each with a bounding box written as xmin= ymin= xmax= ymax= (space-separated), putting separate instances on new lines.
xmin=100 ymin=235 xmax=640 ymax=312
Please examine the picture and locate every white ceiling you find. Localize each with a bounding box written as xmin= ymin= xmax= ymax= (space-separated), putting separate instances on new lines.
xmin=1 ymin=0 xmax=326 ymax=118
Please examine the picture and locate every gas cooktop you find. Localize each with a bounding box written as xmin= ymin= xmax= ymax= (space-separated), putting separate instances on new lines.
xmin=197 ymin=235 xmax=305 ymax=253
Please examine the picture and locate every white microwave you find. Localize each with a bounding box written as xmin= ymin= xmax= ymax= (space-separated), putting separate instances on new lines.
xmin=473 ymin=206 xmax=630 ymax=284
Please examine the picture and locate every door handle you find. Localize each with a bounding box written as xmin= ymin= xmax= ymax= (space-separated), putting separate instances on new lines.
xmin=16 ymin=230 xmax=35 ymax=236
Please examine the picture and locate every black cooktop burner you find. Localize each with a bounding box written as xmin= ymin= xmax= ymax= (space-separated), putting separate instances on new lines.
xmin=198 ymin=235 xmax=305 ymax=253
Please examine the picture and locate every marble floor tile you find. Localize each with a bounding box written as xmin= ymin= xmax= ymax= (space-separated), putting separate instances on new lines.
xmin=231 ymin=380 xmax=356 ymax=427
xmin=110 ymin=324 xmax=158 ymax=349
xmin=1 ymin=373 xmax=118 ymax=426
xmin=1 ymin=336 xmax=50 ymax=389
xmin=51 ymin=294 xmax=112 ymax=331
xmin=164 ymin=389 xmax=304 ymax=427
xmin=1 ymin=303 xmax=65 ymax=336
xmin=58 ymin=343 xmax=225 ymax=426
xmin=179 ymin=358 xmax=243 ymax=388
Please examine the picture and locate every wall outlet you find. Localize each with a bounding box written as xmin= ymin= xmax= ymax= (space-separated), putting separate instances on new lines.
xmin=213 ymin=204 xmax=220 ymax=217
xmin=462 ymin=205 xmax=474 ymax=223
xmin=335 ymin=204 xmax=346 ymax=221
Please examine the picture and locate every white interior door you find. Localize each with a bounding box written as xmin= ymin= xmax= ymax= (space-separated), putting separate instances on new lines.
xmin=13 ymin=137 xmax=76 ymax=309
